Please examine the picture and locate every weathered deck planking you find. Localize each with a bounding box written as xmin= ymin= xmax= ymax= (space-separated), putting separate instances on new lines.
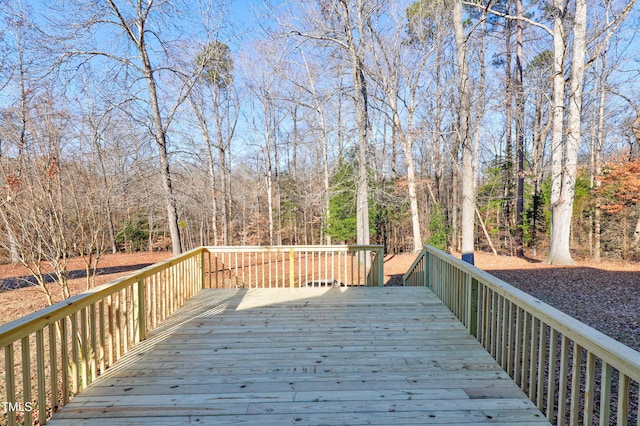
xmin=48 ymin=287 xmax=549 ymax=425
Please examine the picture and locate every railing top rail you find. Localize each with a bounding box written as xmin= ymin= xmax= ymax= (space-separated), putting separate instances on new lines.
xmin=422 ymin=244 xmax=640 ymax=380
xmin=203 ymin=245 xmax=384 ymax=253
xmin=0 ymin=247 xmax=204 ymax=348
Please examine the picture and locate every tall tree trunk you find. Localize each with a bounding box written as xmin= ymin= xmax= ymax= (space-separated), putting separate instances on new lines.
xmin=213 ymin=88 xmax=230 ymax=246
xmin=514 ymin=0 xmax=525 ymax=257
xmin=593 ymin=53 xmax=607 ymax=261
xmin=190 ymin=97 xmax=219 ymax=245
xmin=453 ymin=0 xmax=475 ymax=264
xmin=548 ymin=0 xmax=569 ymax=265
xmin=503 ymin=19 xmax=514 ymax=253
xmin=140 ymin=46 xmax=183 ymax=256
xmin=340 ymin=0 xmax=370 ymax=248
xmin=548 ymin=0 xmax=587 ymax=265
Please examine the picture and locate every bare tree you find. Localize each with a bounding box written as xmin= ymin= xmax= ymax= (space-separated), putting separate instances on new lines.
xmin=284 ymin=0 xmax=375 ymax=248
xmin=369 ymin=1 xmax=431 ymax=252
xmin=191 ymin=40 xmax=238 ymax=245
xmin=53 ymin=0 xmax=217 ymax=256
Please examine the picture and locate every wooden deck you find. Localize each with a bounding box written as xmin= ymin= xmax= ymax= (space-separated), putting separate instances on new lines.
xmin=48 ymin=287 xmax=549 ymax=425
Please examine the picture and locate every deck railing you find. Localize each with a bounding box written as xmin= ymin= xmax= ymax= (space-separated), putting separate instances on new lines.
xmin=202 ymin=245 xmax=384 ymax=289
xmin=0 ymin=245 xmax=383 ymax=425
xmin=404 ymin=244 xmax=640 ymax=425
xmin=0 ymin=247 xmax=203 ymax=426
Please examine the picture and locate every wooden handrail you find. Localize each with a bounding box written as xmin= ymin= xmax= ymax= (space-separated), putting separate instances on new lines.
xmin=0 ymin=247 xmax=204 ymax=348
xmin=405 ymin=244 xmax=640 ymax=425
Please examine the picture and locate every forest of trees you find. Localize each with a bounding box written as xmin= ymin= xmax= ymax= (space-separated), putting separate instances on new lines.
xmin=1 ymin=0 xmax=640 ymax=297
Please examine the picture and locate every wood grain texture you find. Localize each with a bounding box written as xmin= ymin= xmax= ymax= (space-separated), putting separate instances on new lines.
xmin=48 ymin=287 xmax=549 ymax=425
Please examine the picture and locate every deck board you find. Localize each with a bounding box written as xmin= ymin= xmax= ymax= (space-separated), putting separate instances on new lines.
xmin=48 ymin=287 xmax=549 ymax=425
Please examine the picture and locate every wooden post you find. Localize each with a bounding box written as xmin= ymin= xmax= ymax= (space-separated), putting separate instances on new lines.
xmin=377 ymin=247 xmax=384 ymax=287
xmin=424 ymin=250 xmax=430 ymax=288
xmin=468 ymin=277 xmax=479 ymax=337
xmin=201 ymin=250 xmax=206 ymax=290
xmin=135 ymin=277 xmax=146 ymax=342
xmin=5 ymin=344 xmax=16 ymax=426
xmin=36 ymin=329 xmax=46 ymax=423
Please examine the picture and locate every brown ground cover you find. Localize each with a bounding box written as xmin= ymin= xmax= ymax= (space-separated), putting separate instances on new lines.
xmin=0 ymin=252 xmax=171 ymax=326
xmin=474 ymin=251 xmax=640 ymax=352
xmin=1 ymin=250 xmax=638 ymax=352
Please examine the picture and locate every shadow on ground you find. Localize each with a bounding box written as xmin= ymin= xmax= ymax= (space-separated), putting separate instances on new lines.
xmin=0 ymin=263 xmax=154 ymax=293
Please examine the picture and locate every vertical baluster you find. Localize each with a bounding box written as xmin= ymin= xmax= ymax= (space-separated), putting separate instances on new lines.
xmin=215 ymin=253 xmax=219 ymax=288
xmin=60 ymin=318 xmax=69 ymax=405
xmin=569 ymin=344 xmax=583 ymax=425
xmin=514 ymin=307 xmax=522 ymax=386
xmin=529 ymin=317 xmax=540 ymax=401
xmin=490 ymin=291 xmax=498 ymax=359
xmin=36 ymin=329 xmax=46 ymax=423
xmin=268 ymin=251 xmax=272 ymax=288
xmin=242 ymin=252 xmax=246 ymax=287
xmin=357 ymin=250 xmax=361 ymax=285
xmin=617 ymin=373 xmax=630 ymax=426
xmin=343 ymin=251 xmax=347 ymax=286
xmin=536 ymin=323 xmax=548 ymax=410
xmin=150 ymin=275 xmax=157 ymax=330
xmin=71 ymin=312 xmax=80 ymax=395
xmin=480 ymin=281 xmax=489 ymax=350
xmin=494 ymin=294 xmax=503 ymax=364
xmin=21 ymin=336 xmax=32 ymax=425
xmin=583 ymin=352 xmax=596 ymax=425
xmin=276 ymin=251 xmax=280 ymax=287
xmin=331 ymin=251 xmax=335 ymax=284
xmin=249 ymin=251 xmax=253 ymax=288
xmin=298 ymin=249 xmax=302 ymax=287
xmin=122 ymin=288 xmax=129 ymax=353
xmin=48 ymin=324 xmax=58 ymax=414
xmin=114 ymin=292 xmax=121 ymax=360
xmin=324 ymin=250 xmax=328 ymax=285
xmin=521 ymin=313 xmax=532 ymax=392
xmin=547 ymin=329 xmax=558 ymax=422
xmin=5 ymin=343 xmax=16 ymax=426
xmin=636 ymin=382 xmax=639 ymax=426
xmin=99 ymin=300 xmax=106 ymax=373
xmin=500 ymin=296 xmax=508 ymax=367
xmin=289 ymin=248 xmax=295 ymax=288
xmin=558 ymin=335 xmax=570 ymax=424
xmin=89 ymin=304 xmax=98 ymax=383
xmin=506 ymin=301 xmax=514 ymax=376
xmin=207 ymin=250 xmax=212 ymax=289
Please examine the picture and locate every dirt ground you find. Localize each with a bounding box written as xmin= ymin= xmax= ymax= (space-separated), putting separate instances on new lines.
xmin=0 ymin=252 xmax=172 ymax=326
xmin=1 ymin=250 xmax=639 ymax=351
